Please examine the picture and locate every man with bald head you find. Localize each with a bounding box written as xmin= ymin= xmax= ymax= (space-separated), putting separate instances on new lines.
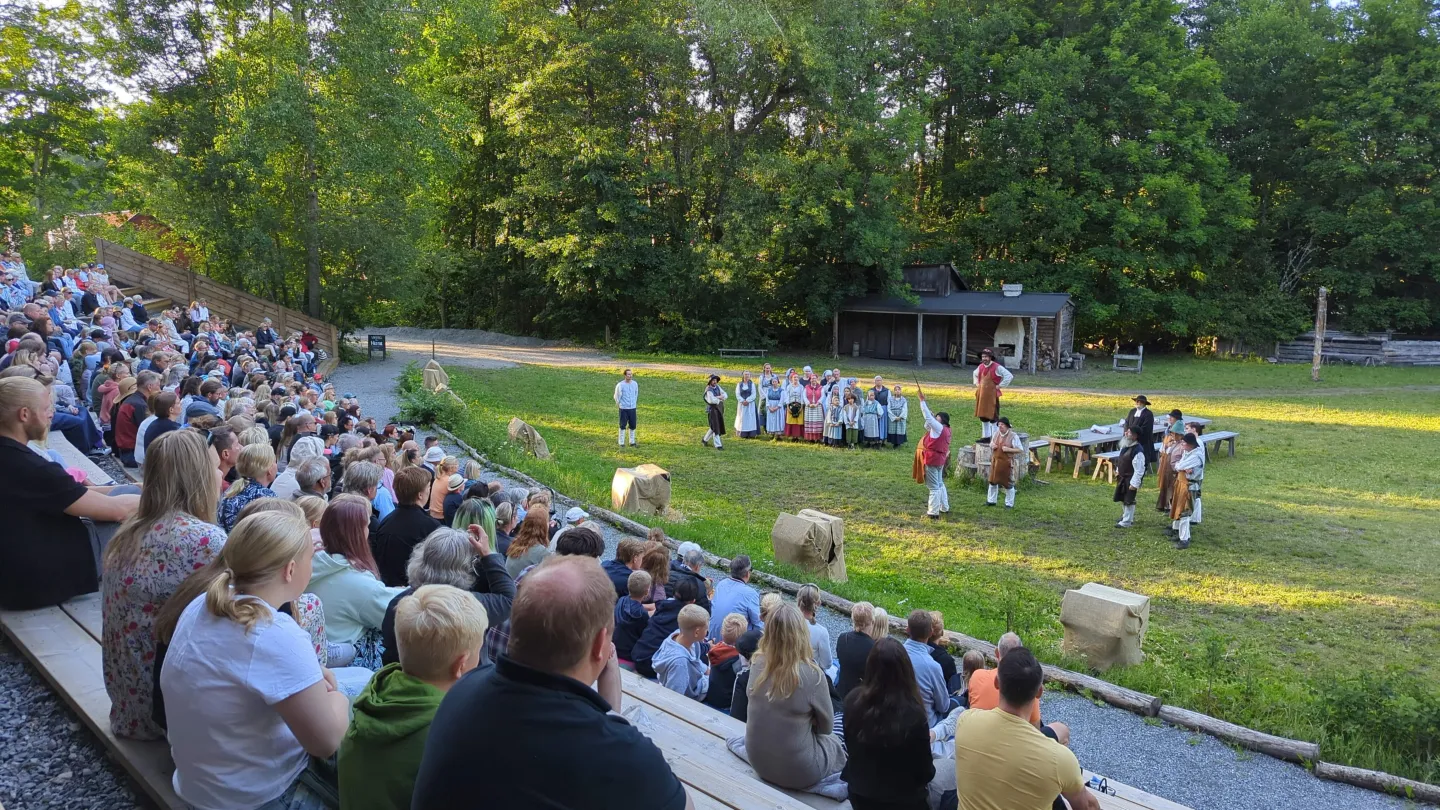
xmin=0 ymin=377 xmax=139 ymax=610
xmin=964 ymin=632 xmax=1069 ymax=745
xmin=414 ymin=555 xmax=692 ymax=810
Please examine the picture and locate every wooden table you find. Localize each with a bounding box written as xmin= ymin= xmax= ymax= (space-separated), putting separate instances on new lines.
xmin=1046 ymin=417 xmax=1212 ymax=478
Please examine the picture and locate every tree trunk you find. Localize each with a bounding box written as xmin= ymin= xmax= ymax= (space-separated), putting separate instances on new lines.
xmin=305 ymin=147 xmax=321 ymax=318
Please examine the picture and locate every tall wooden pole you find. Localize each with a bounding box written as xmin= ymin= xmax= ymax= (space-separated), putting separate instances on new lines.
xmin=1311 ymin=287 xmax=1327 ymax=382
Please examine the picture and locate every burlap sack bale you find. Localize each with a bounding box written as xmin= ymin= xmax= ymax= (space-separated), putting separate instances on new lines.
xmin=422 ymin=359 xmax=450 ymax=392
xmin=611 ymin=464 xmax=671 ymax=515
xmin=1060 ymin=582 xmax=1150 ymax=671
xmin=770 ymin=509 xmax=847 ymax=583
xmin=507 ymin=417 xmax=551 ymax=460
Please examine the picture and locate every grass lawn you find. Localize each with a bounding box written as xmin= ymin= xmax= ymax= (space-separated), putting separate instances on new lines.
xmin=403 ymin=356 xmax=1440 ymax=782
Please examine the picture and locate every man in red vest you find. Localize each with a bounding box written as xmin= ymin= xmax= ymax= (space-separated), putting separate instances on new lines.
xmin=912 ymin=389 xmax=952 ymax=519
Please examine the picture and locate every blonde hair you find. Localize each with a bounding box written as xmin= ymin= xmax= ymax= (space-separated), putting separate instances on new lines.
xmin=868 ymin=607 xmax=890 ymax=641
xmin=928 ymin=610 xmax=946 ymax=643
xmin=295 ymin=495 xmax=327 ymax=527
xmin=759 ymin=592 xmax=783 ymax=624
xmin=721 ymin=613 xmax=747 ymax=643
xmin=395 ymin=584 xmax=488 ymax=680
xmin=626 ymin=569 xmax=652 ymax=601
xmin=203 ymin=511 xmax=312 ymax=633
xmin=850 ymin=601 xmax=875 ymax=633
xmin=677 ymin=603 xmax=709 ymax=633
xmin=796 ymin=584 xmax=821 ymax=619
xmin=238 ymin=426 xmax=270 ymax=446
xmin=438 ymin=455 xmax=458 ymax=474
xmin=0 ymin=377 xmax=46 ymax=426
xmin=225 ymin=442 xmax=276 ymax=497
xmin=751 ymin=603 xmax=818 ymax=701
xmin=104 ymin=430 xmax=220 ymax=568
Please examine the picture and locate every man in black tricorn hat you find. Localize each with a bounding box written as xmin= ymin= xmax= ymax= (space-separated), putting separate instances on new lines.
xmin=1123 ymin=394 xmax=1156 ymax=466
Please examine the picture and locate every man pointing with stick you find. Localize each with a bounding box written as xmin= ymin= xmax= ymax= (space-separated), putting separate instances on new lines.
xmin=912 ymin=380 xmax=952 ymax=519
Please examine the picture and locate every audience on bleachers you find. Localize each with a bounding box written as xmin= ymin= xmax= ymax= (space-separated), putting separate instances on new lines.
xmin=835 ymin=601 xmax=878 ymax=698
xmin=632 ymin=577 xmax=701 ymax=679
xmin=614 ymin=569 xmax=654 ymax=664
xmin=841 ymin=637 xmax=936 ymax=810
xmin=905 ymin=609 xmax=957 ymax=727
xmin=654 ymin=602 xmax=712 ymax=700
xmin=710 ymin=553 xmax=762 ymax=637
xmin=307 ymin=494 xmax=406 ymax=669
xmin=702 ymin=612 xmax=747 ymax=713
xmin=373 ymin=467 xmax=442 ymax=586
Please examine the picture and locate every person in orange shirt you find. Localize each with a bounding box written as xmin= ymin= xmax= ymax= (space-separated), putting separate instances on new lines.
xmin=966 ymin=632 xmax=1070 ymax=746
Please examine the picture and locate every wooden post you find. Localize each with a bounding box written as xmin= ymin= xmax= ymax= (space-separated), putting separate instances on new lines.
xmin=831 ymin=311 xmax=839 ymax=359
xmin=916 ymin=313 xmax=924 ymax=367
xmin=1311 ymin=287 xmax=1327 ymax=382
xmin=1029 ymin=317 xmax=1038 ymax=374
xmin=888 ymin=314 xmax=895 ymax=359
xmin=960 ymin=314 xmax=968 ymax=367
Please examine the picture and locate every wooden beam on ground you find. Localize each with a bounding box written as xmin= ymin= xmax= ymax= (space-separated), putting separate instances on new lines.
xmin=1314 ymin=761 xmax=1440 ymax=805
xmin=1157 ymin=705 xmax=1319 ymax=763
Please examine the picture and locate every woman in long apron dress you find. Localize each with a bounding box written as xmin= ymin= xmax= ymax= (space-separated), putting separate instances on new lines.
xmin=734 ymin=372 xmax=760 ymax=438
xmin=1155 ymin=411 xmax=1186 ymax=512
xmin=758 ymin=364 xmax=778 ymax=434
xmin=802 ymin=377 xmax=825 ymax=442
xmin=868 ymin=378 xmax=890 ymax=444
xmin=887 ymin=385 xmax=909 ymax=447
xmin=764 ymin=376 xmax=786 ymax=437
xmin=824 ymin=392 xmax=844 ymax=446
xmin=860 ymin=390 xmax=882 ymax=446
xmin=782 ymin=370 xmax=806 ymax=440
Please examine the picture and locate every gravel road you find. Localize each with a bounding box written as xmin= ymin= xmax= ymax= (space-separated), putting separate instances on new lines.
xmin=330 ymin=353 xmax=1426 ymax=810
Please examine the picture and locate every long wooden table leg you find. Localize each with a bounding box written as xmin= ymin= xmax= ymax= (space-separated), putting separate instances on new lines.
xmin=1046 ymin=443 xmax=1057 ymax=473
xmin=1072 ymin=449 xmax=1086 ymax=479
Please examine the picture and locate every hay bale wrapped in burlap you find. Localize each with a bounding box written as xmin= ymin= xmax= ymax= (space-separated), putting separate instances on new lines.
xmin=611 ymin=464 xmax=671 ymax=515
xmin=771 ymin=509 xmax=847 ymax=583
xmin=1060 ymin=583 xmax=1150 ymax=672
xmin=422 ymin=359 xmax=450 ymax=392
xmin=507 ymin=417 xmax=551 ymax=460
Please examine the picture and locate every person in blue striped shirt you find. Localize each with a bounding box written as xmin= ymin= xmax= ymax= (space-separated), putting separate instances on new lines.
xmin=613 ymin=368 xmax=639 ymax=447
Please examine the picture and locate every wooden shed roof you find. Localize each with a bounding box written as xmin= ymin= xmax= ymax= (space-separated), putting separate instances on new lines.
xmin=841 ymin=290 xmax=1072 ymax=318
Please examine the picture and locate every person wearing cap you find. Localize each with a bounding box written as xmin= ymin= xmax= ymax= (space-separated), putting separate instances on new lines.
xmin=1155 ymin=408 xmax=1187 ymax=513
xmin=550 ymin=506 xmax=591 ymax=550
xmin=185 ymin=379 xmax=226 ymax=421
xmin=913 ymin=388 xmax=952 ymax=519
xmin=667 ymin=541 xmax=713 ymax=614
xmin=421 ymin=445 xmax=444 ymax=483
xmin=1113 ymin=426 xmax=1147 ymax=528
xmin=702 ymin=374 xmax=728 ymax=450
xmin=972 ymin=348 xmax=1013 ymax=440
xmin=1167 ymin=433 xmax=1206 ymax=549
xmin=609 ymin=367 xmax=640 ymax=447
xmin=440 ymin=473 xmax=467 ymax=525
xmin=1124 ymin=395 xmax=1157 ymax=467
xmin=867 ymin=375 xmax=890 ymax=445
xmin=733 ymin=370 xmax=760 ymax=439
xmin=985 ymin=416 xmax=1024 ymax=508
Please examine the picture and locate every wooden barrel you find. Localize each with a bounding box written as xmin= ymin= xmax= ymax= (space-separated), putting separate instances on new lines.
xmin=976 ymin=434 xmax=1029 ymax=485
xmin=957 ymin=444 xmax=977 ymax=470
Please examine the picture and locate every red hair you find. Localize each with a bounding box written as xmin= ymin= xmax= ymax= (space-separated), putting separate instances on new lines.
xmin=319 ymin=494 xmax=379 ymax=576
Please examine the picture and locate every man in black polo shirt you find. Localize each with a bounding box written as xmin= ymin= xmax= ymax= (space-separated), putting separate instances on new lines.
xmin=413 ymin=555 xmax=692 ymax=810
xmin=0 ymin=377 xmax=140 ymax=610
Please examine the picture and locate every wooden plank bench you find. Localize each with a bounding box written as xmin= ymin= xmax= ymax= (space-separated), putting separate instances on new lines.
xmin=1200 ymin=430 xmax=1239 ymax=458
xmin=718 ymin=348 xmax=768 ymax=358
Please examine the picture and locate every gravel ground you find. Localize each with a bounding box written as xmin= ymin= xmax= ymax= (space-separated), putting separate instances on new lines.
xmin=330 ymin=355 xmax=1428 ymax=810
xmin=0 ymin=639 xmax=145 ymax=810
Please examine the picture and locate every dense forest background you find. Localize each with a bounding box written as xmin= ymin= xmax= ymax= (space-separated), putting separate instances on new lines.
xmin=3 ymin=0 xmax=1437 ymax=351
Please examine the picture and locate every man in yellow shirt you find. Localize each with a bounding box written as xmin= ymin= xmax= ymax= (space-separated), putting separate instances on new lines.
xmin=953 ymin=647 xmax=1099 ymax=810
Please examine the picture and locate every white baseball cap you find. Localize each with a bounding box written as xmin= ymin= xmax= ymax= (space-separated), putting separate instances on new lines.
xmin=564 ymin=506 xmax=590 ymax=524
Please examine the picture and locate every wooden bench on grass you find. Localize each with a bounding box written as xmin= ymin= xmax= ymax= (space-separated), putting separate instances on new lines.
xmin=717 ymin=348 xmax=768 ymax=358
xmin=1200 ymin=430 xmax=1239 ymax=458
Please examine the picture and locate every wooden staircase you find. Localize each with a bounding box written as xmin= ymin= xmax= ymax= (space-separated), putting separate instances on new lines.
xmin=117 ymin=285 xmax=171 ymax=313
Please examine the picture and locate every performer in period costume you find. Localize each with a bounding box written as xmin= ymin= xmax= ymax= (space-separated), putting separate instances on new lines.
xmin=1113 ymin=427 xmax=1146 ymax=527
xmin=614 ymin=367 xmax=639 ymax=447
xmin=985 ymin=417 xmax=1024 ymax=508
xmin=972 ymin=348 xmax=1013 ymax=439
xmin=734 ymin=371 xmax=760 ymax=438
xmin=1123 ymin=395 xmax=1157 ymax=467
xmin=841 ymin=392 xmax=861 ymax=448
xmin=782 ymin=370 xmax=806 ymax=440
xmin=860 ymin=390 xmax=883 ymax=447
xmin=1168 ymin=433 xmax=1205 ymax=549
xmin=1155 ymin=409 xmax=1186 ymax=513
xmin=702 ymin=374 xmax=728 ymax=450
xmin=803 ymin=373 xmax=825 ymax=442
xmin=887 ymin=385 xmax=909 ymax=447
xmin=820 ymin=370 xmax=838 ymax=403
xmin=868 ymin=376 xmax=890 ymax=445
xmin=758 ymin=362 xmax=778 ymax=391
xmin=824 ymin=392 xmax=844 ymax=446
xmin=913 ymin=389 xmax=951 ymax=518
xmin=763 ymin=375 xmax=786 ymax=436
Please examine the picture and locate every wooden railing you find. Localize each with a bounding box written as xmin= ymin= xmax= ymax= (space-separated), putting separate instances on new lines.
xmin=93 ymin=238 xmax=340 ymax=355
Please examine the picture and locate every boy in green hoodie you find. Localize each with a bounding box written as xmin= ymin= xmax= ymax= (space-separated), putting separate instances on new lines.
xmin=338 ymin=584 xmax=488 ymax=810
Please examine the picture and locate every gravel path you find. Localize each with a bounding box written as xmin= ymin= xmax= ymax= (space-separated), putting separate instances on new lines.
xmin=331 ymin=354 xmax=1426 ymax=810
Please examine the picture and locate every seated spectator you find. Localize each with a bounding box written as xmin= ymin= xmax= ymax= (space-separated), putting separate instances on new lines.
xmin=710 ymin=554 xmax=762 ymax=638
xmin=492 ymin=500 xmax=516 ymax=555
xmin=373 ymin=467 xmax=442 ymax=586
xmin=797 ymin=583 xmax=832 ymax=672
xmin=0 ymin=377 xmax=139 ymax=610
xmin=744 ymin=603 xmax=846 ymax=790
xmin=550 ymin=505 xmax=590 ymax=548
xmin=903 ymin=610 xmax=953 ymax=726
xmin=291 ymin=457 xmax=332 ymax=502
xmin=503 ymin=508 xmax=553 ymax=579
xmin=271 ymin=435 xmax=325 ymax=500
xmin=835 ymin=601 xmax=877 ymax=698
xmin=115 ymin=369 xmax=160 ymax=466
xmin=183 ymin=378 xmax=224 ymax=421
xmin=959 ymin=650 xmax=985 ymax=709
xmin=380 ymin=525 xmax=515 ymax=667
xmin=341 ymin=460 xmax=386 ymax=533
xmin=928 ymin=611 xmax=960 ymax=692
xmin=967 ymin=632 xmax=1043 ymax=727
xmin=729 ymin=628 xmax=763 ymax=722
xmin=614 ymin=569 xmax=653 ymax=664
xmin=667 ymin=541 xmax=712 ymax=613
xmin=138 ymin=390 xmax=181 ymax=464
xmin=427 ymin=455 xmax=457 ymax=518
xmin=841 ymin=638 xmax=936 ymax=810
xmin=160 ymin=511 xmax=350 ymax=810
xmin=308 ymin=495 xmax=405 ymax=669
xmin=101 ymin=429 xmax=224 ymax=741
xmin=702 ymin=613 xmax=747 ymax=713
xmin=440 ymin=474 xmax=465 ymax=525
xmin=603 ymin=536 xmax=646 ymax=596
xmin=412 ymin=556 xmax=689 ymax=810
xmin=450 ymin=495 xmax=496 ymax=542
xmin=654 ymin=603 xmax=711 ymax=701
xmin=638 ymin=541 xmax=671 ymax=603
xmin=953 ymin=647 xmax=1097 ymax=810
xmin=338 ymin=584 xmax=488 ymax=810
xmin=218 ymin=443 xmax=279 ymax=531
xmin=631 ymin=577 xmax=700 ymax=679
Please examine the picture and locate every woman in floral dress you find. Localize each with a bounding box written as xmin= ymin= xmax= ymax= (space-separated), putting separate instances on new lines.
xmin=101 ymin=429 xmax=225 ymax=740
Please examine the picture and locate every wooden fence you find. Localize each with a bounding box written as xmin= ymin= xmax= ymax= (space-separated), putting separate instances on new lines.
xmin=94 ymin=238 xmax=339 ymax=355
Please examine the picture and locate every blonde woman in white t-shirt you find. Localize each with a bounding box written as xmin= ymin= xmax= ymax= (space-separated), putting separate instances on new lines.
xmin=160 ymin=511 xmax=350 ymax=810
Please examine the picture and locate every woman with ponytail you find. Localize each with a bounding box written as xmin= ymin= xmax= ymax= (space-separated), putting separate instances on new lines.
xmin=160 ymin=510 xmax=349 ymax=810
xmin=218 ymin=442 xmax=278 ymax=531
